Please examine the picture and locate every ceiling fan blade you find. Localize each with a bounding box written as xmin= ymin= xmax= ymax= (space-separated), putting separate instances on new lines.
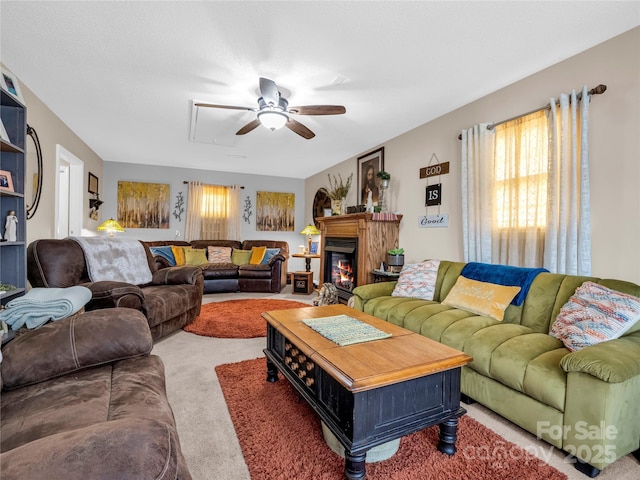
xmin=236 ymin=118 xmax=261 ymax=135
xmin=288 ymin=105 xmax=346 ymax=116
xmin=259 ymin=77 xmax=280 ymax=106
xmin=286 ymin=118 xmax=315 ymax=139
xmin=195 ymin=102 xmax=254 ymax=111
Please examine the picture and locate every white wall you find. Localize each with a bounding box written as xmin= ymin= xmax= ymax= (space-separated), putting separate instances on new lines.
xmin=306 ymin=27 xmax=640 ymax=284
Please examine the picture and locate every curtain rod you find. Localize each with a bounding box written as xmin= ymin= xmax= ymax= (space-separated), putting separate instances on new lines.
xmin=183 ymin=181 xmax=244 ymax=189
xmin=457 ymin=84 xmax=607 ymax=140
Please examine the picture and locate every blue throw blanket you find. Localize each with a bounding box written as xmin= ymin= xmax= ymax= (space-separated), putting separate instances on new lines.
xmin=461 ymin=262 xmax=548 ymax=306
xmin=0 ymin=286 xmax=92 ymax=330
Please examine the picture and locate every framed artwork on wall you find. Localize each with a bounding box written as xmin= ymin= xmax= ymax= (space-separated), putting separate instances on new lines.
xmin=88 ymin=172 xmax=99 ymax=194
xmin=117 ymin=181 xmax=170 ymax=229
xmin=357 ymin=147 xmax=384 ymax=205
xmin=0 ymin=170 xmax=14 ymax=192
xmin=256 ymin=191 xmax=295 ymax=231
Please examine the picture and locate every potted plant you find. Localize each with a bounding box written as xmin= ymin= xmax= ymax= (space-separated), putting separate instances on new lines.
xmin=327 ymin=173 xmax=353 ymax=215
xmin=386 ymin=247 xmax=404 ymax=272
xmin=376 ymin=170 xmax=391 ymax=188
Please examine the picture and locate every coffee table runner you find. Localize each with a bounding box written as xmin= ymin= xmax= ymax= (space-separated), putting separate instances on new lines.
xmin=302 ymin=314 xmax=391 ymax=346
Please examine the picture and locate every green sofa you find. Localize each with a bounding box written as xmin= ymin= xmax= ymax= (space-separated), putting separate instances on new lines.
xmin=352 ymin=260 xmax=640 ymax=476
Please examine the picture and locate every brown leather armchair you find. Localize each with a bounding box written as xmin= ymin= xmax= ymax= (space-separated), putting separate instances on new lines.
xmin=26 ymin=239 xmax=204 ymax=341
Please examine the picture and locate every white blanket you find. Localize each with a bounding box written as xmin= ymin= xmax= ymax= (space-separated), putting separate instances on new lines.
xmin=69 ymin=236 xmax=153 ymax=285
xmin=0 ymin=286 xmax=92 ymax=330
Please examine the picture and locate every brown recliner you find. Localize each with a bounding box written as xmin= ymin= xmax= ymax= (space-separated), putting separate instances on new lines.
xmin=0 ymin=308 xmax=192 ymax=480
xmin=26 ymin=238 xmax=204 ymax=341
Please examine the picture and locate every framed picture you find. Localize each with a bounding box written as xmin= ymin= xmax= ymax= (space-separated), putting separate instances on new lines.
xmin=310 ymin=242 xmax=319 ymax=254
xmin=323 ymin=208 xmax=332 ymax=217
xmin=0 ymin=69 xmax=24 ymax=104
xmin=357 ymin=147 xmax=384 ymax=205
xmin=0 ymin=170 xmax=14 ymax=192
xmin=256 ymin=191 xmax=295 ymax=231
xmin=88 ymin=172 xmax=99 ymax=194
xmin=118 ymin=181 xmax=170 ymax=229
xmin=0 ymin=118 xmax=9 ymax=143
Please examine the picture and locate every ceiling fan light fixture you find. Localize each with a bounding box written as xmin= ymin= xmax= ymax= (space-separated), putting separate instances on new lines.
xmin=258 ymin=110 xmax=288 ymax=130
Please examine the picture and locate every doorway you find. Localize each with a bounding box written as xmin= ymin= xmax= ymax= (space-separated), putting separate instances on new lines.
xmin=55 ymin=145 xmax=83 ymax=238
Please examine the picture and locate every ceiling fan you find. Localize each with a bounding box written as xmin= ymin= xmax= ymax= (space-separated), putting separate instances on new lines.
xmin=195 ymin=77 xmax=346 ymax=140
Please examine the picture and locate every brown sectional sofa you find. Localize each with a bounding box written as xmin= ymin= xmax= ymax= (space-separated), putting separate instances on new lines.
xmin=144 ymin=239 xmax=289 ymax=294
xmin=0 ymin=308 xmax=191 ymax=479
xmin=27 ymin=238 xmax=204 ymax=341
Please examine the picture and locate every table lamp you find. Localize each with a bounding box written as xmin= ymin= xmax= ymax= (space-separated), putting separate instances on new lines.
xmin=300 ymin=224 xmax=320 ymax=254
xmin=97 ymin=218 xmax=125 ymax=237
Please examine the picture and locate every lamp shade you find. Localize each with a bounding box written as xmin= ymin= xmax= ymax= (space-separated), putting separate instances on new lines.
xmin=97 ymin=218 xmax=125 ymax=237
xmin=258 ymin=110 xmax=288 ymax=130
xmin=300 ymin=224 xmax=320 ymax=236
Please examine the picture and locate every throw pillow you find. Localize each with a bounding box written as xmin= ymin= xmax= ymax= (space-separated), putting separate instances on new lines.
xmin=249 ymin=246 xmax=267 ymax=264
xmin=149 ymin=246 xmax=177 ymax=266
xmin=208 ymin=246 xmax=232 ymax=264
xmin=261 ymin=248 xmax=281 ymax=264
xmin=184 ymin=248 xmax=209 ymax=266
xmin=442 ymin=276 xmax=521 ymax=321
xmin=231 ymin=249 xmax=252 ymax=266
xmin=391 ymin=260 xmax=441 ymax=301
xmin=551 ymin=281 xmax=640 ymax=352
xmin=171 ymin=245 xmax=192 ymax=266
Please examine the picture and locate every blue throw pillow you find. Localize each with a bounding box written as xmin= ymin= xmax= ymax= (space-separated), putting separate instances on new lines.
xmin=149 ymin=246 xmax=177 ymax=266
xmin=261 ymin=248 xmax=281 ymax=264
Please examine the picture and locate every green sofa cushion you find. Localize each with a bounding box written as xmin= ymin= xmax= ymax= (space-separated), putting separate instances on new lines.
xmin=462 ymin=324 xmax=532 ymax=376
xmin=439 ymin=315 xmax=501 ymax=353
xmin=419 ymin=308 xmax=478 ymax=342
xmin=490 ymin=333 xmax=564 ymax=397
xmin=523 ymin=348 xmax=569 ymax=412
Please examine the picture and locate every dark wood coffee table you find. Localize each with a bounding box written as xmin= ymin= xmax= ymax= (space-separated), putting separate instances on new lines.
xmin=262 ymin=304 xmax=472 ymax=480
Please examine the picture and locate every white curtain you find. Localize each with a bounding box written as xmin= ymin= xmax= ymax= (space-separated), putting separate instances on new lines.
xmin=544 ymin=86 xmax=591 ymax=275
xmin=461 ymin=123 xmax=495 ymax=263
xmin=184 ymin=181 xmax=203 ymax=242
xmin=227 ymin=185 xmax=242 ymax=241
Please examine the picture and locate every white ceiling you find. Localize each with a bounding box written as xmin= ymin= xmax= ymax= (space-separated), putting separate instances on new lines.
xmin=1 ymin=1 xmax=639 ymax=179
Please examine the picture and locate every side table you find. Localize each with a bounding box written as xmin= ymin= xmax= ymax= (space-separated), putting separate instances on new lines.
xmin=372 ymin=269 xmax=400 ymax=283
xmin=291 ymin=253 xmax=321 ymax=273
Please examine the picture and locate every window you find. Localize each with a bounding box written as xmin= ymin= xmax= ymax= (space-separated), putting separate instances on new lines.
xmin=200 ymin=185 xmax=230 ymax=239
xmin=493 ymin=110 xmax=548 ymax=230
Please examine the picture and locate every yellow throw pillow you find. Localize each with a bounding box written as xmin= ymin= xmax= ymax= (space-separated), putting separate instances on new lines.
xmin=231 ymin=249 xmax=252 ymax=266
xmin=184 ymin=248 xmax=208 ymax=266
xmin=442 ymin=276 xmax=521 ymax=321
xmin=171 ymin=245 xmax=192 ymax=266
xmin=249 ymin=246 xmax=267 ymax=265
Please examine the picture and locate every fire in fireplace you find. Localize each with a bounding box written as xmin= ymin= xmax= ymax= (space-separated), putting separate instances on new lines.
xmin=323 ymin=237 xmax=357 ymax=303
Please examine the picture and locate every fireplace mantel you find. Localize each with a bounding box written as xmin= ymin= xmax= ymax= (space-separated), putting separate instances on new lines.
xmin=317 ymin=213 xmax=403 ymax=290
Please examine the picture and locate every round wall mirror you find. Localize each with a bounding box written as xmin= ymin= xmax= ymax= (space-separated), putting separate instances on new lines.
xmin=312 ymin=188 xmax=332 ymax=228
xmin=25 ymin=124 xmax=43 ymax=220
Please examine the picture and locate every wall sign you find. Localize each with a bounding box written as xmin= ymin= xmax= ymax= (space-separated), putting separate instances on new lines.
xmin=418 ymin=214 xmax=449 ymax=228
xmin=425 ymin=183 xmax=442 ymax=206
xmin=419 ymin=161 xmax=450 ymax=179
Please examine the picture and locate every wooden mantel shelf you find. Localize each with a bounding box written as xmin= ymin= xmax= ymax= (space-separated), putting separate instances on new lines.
xmin=317 ymin=213 xmax=403 ymax=287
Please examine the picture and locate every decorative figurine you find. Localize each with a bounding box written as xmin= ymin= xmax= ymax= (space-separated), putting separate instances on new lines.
xmin=4 ymin=210 xmax=17 ymax=242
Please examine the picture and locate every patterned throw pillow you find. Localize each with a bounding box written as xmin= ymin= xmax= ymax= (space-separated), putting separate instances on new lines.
xmin=442 ymin=276 xmax=521 ymax=321
xmin=249 ymin=246 xmax=267 ymax=264
xmin=149 ymin=246 xmax=176 ymax=266
xmin=391 ymin=260 xmax=441 ymax=301
xmin=231 ymin=249 xmax=252 ymax=266
xmin=184 ymin=248 xmax=208 ymax=266
xmin=551 ymin=281 xmax=640 ymax=351
xmin=261 ymin=248 xmax=281 ymax=264
xmin=207 ymin=246 xmax=232 ymax=264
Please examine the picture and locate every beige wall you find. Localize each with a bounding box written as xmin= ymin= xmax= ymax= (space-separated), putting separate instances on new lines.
xmin=306 ymin=27 xmax=640 ymax=284
xmin=7 ymin=70 xmax=105 ymax=244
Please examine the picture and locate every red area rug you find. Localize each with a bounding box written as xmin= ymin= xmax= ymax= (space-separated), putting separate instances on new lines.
xmin=216 ymin=357 xmax=567 ymax=480
xmin=184 ymin=299 xmax=311 ymax=338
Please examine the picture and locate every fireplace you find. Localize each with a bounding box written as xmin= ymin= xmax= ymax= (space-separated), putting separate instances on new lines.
xmin=323 ymin=237 xmax=358 ymax=304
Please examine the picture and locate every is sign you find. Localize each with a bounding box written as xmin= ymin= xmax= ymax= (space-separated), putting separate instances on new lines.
xmin=426 ymin=184 xmax=442 ymax=206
